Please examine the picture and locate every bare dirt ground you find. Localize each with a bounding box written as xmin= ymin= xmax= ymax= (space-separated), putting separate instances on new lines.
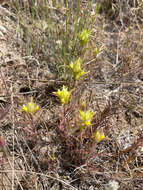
xmin=0 ymin=1 xmax=143 ymax=190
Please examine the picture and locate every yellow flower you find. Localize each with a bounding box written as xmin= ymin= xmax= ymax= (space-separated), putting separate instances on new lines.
xmin=70 ymin=58 xmax=85 ymax=80
xmin=79 ymin=29 xmax=91 ymax=46
xmin=93 ymin=130 xmax=105 ymax=143
xmin=22 ymin=97 xmax=39 ymax=114
xmin=79 ymin=110 xmax=94 ymax=131
xmin=54 ymin=85 xmax=71 ymax=105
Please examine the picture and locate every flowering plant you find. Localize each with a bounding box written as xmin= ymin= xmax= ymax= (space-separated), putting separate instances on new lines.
xmin=22 ymin=97 xmax=39 ymax=114
xmin=70 ymin=58 xmax=85 ymax=80
xmin=54 ymin=85 xmax=71 ymax=105
xmin=93 ymin=130 xmax=105 ymax=143
xmin=79 ymin=110 xmax=94 ymax=131
xmin=79 ymin=29 xmax=91 ymax=46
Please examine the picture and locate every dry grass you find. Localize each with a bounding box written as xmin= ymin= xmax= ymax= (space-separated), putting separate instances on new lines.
xmin=0 ymin=0 xmax=143 ymax=189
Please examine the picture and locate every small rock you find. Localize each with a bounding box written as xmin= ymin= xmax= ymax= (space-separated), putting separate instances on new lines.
xmin=0 ymin=30 xmax=4 ymax=37
xmin=0 ymin=25 xmax=7 ymax=34
xmin=105 ymin=180 xmax=120 ymax=190
xmin=89 ymin=186 xmax=94 ymax=190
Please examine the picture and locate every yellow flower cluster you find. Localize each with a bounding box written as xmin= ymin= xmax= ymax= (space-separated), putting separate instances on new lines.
xmin=22 ymin=97 xmax=39 ymax=114
xmin=70 ymin=58 xmax=85 ymax=80
xmin=79 ymin=29 xmax=91 ymax=46
xmin=54 ymin=85 xmax=71 ymax=105
xmin=79 ymin=110 xmax=94 ymax=131
xmin=93 ymin=130 xmax=105 ymax=143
